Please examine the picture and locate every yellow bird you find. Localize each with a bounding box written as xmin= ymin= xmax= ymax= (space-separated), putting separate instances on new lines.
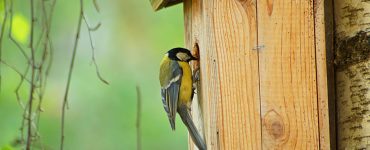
xmin=159 ymin=48 xmax=206 ymax=150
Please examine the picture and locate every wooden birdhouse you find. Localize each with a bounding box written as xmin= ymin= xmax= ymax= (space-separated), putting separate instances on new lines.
xmin=148 ymin=0 xmax=354 ymax=149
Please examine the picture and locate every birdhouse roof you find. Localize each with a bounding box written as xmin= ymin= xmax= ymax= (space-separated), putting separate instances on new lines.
xmin=150 ymin=0 xmax=183 ymax=11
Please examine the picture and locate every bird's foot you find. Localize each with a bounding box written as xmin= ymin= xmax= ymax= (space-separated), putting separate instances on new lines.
xmin=192 ymin=68 xmax=200 ymax=90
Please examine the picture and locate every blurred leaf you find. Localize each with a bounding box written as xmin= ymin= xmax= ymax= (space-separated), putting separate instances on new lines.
xmin=0 ymin=0 xmax=4 ymax=20
xmin=11 ymin=13 xmax=29 ymax=44
xmin=0 ymin=0 xmax=4 ymax=13
xmin=1 ymin=145 xmax=14 ymax=150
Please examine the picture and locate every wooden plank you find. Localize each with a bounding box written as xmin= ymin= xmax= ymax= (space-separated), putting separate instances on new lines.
xmin=314 ymin=0 xmax=336 ymax=149
xmin=184 ymin=0 xmax=261 ymax=149
xmin=150 ymin=0 xmax=183 ymax=11
xmin=257 ymin=0 xmax=319 ymax=149
xmin=182 ymin=0 xmax=333 ymax=149
xmin=184 ymin=0 xmax=207 ymax=150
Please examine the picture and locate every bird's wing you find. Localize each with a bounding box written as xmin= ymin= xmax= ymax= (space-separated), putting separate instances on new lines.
xmin=160 ymin=60 xmax=182 ymax=130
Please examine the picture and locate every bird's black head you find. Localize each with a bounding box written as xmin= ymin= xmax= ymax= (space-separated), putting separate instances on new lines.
xmin=167 ymin=47 xmax=197 ymax=62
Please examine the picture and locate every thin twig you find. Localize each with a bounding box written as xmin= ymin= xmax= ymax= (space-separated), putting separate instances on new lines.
xmin=45 ymin=38 xmax=54 ymax=85
xmin=0 ymin=0 xmax=8 ymax=92
xmin=60 ymin=0 xmax=83 ymax=149
xmin=35 ymin=0 xmax=49 ymax=128
xmin=0 ymin=0 xmax=7 ymax=42
xmin=93 ymin=0 xmax=100 ymax=13
xmin=0 ymin=60 xmax=33 ymax=84
xmin=136 ymin=85 xmax=142 ymax=150
xmin=15 ymin=64 xmax=30 ymax=108
xmin=82 ymin=15 xmax=108 ymax=85
xmin=34 ymin=26 xmax=45 ymax=53
xmin=8 ymin=0 xmax=30 ymax=61
xmin=2 ymin=0 xmax=54 ymax=148
xmin=17 ymin=64 xmax=30 ymax=144
xmin=21 ymin=98 xmax=30 ymax=146
xmin=37 ymin=0 xmax=56 ymax=102
xmin=40 ymin=3 xmax=56 ymax=148
xmin=0 ymin=59 xmax=29 ymax=144
xmin=34 ymin=1 xmax=56 ymax=149
xmin=0 ymin=58 xmax=38 ymax=138
xmin=42 ymin=0 xmax=57 ymax=89
xmin=26 ymin=0 xmax=36 ymax=149
xmin=36 ymin=0 xmax=56 ymax=119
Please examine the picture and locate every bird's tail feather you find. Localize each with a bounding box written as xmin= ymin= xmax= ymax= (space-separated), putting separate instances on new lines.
xmin=169 ymin=118 xmax=175 ymax=130
xmin=178 ymin=106 xmax=207 ymax=150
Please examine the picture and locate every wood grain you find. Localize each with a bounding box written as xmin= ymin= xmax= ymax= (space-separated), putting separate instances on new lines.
xmin=257 ymin=0 xmax=319 ymax=149
xmin=314 ymin=0 xmax=336 ymax=149
xmin=184 ymin=0 xmax=261 ymax=149
xmin=315 ymin=0 xmax=330 ymax=148
xmin=182 ymin=0 xmax=333 ymax=149
xmin=184 ymin=1 xmax=206 ymax=150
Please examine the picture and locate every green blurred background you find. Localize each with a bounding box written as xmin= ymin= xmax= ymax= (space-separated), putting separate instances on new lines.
xmin=0 ymin=0 xmax=189 ymax=149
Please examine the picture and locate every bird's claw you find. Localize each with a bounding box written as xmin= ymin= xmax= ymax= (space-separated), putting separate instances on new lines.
xmin=192 ymin=68 xmax=200 ymax=90
xmin=193 ymin=68 xmax=200 ymax=83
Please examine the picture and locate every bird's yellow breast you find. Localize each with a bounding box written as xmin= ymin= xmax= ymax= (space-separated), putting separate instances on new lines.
xmin=178 ymin=61 xmax=193 ymax=107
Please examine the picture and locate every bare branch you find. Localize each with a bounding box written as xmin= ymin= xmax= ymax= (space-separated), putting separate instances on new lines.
xmin=2 ymin=0 xmax=104 ymax=149
xmin=136 ymin=85 xmax=142 ymax=150
xmin=15 ymin=64 xmax=30 ymax=108
xmin=82 ymin=15 xmax=108 ymax=85
xmin=93 ymin=0 xmax=100 ymax=13
xmin=34 ymin=2 xmax=56 ymax=149
xmin=60 ymin=0 xmax=84 ymax=149
xmin=0 ymin=60 xmax=33 ymax=84
xmin=36 ymin=0 xmax=56 ymax=102
xmin=0 ymin=0 xmax=8 ymax=92
xmin=42 ymin=0 xmax=57 ymax=89
xmin=2 ymin=0 xmax=54 ymax=148
xmin=26 ymin=0 xmax=37 ymax=149
xmin=16 ymin=63 xmax=30 ymax=146
xmin=8 ymin=0 xmax=30 ymax=61
xmin=89 ymin=22 xmax=101 ymax=31
xmin=34 ymin=28 xmax=46 ymax=53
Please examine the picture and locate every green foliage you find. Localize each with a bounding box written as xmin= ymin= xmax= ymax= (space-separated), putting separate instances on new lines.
xmin=0 ymin=0 xmax=4 ymax=12
xmin=1 ymin=145 xmax=14 ymax=150
xmin=11 ymin=13 xmax=29 ymax=44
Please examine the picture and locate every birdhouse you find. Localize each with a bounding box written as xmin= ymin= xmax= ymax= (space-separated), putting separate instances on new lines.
xmin=150 ymin=0 xmax=339 ymax=149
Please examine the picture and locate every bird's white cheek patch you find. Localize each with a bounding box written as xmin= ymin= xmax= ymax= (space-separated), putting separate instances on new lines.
xmin=176 ymin=52 xmax=189 ymax=61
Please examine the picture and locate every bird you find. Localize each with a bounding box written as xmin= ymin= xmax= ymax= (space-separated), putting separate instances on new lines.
xmin=159 ymin=47 xmax=207 ymax=150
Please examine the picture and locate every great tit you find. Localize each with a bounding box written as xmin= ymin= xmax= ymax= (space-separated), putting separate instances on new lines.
xmin=159 ymin=47 xmax=207 ymax=150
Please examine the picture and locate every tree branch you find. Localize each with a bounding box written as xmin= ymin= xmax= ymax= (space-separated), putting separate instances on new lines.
xmin=26 ymin=0 xmax=36 ymax=149
xmin=82 ymin=14 xmax=108 ymax=85
xmin=0 ymin=0 xmax=8 ymax=92
xmin=136 ymin=85 xmax=142 ymax=150
xmin=60 ymin=0 xmax=84 ymax=149
xmin=8 ymin=0 xmax=30 ymax=61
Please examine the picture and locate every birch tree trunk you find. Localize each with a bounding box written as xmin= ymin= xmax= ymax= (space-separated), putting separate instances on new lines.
xmin=335 ymin=1 xmax=370 ymax=149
